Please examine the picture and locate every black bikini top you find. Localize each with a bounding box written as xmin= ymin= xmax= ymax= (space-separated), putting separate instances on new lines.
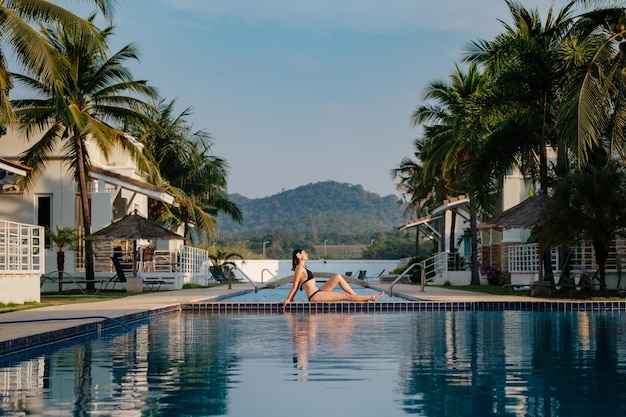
xmin=299 ymin=267 xmax=315 ymax=291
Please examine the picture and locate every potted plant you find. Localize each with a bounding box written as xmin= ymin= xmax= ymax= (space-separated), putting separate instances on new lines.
xmin=46 ymin=226 xmax=78 ymax=292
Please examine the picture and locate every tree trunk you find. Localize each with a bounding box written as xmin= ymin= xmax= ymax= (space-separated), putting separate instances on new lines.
xmin=449 ymin=210 xmax=456 ymax=254
xmin=593 ymin=239 xmax=608 ymax=291
xmin=75 ymin=135 xmax=95 ymax=288
xmin=542 ymin=251 xmax=554 ymax=284
xmin=415 ymin=228 xmax=420 ymax=257
xmin=56 ymin=251 xmax=65 ymax=292
xmin=469 ymin=200 xmax=480 ymax=285
xmin=559 ymin=246 xmax=571 ymax=285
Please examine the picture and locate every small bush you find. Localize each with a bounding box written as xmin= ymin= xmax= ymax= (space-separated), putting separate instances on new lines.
xmin=481 ymin=265 xmax=503 ymax=286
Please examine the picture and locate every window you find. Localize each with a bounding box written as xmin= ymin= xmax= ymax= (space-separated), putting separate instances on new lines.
xmin=36 ymin=195 xmax=52 ymax=247
xmin=0 ymin=169 xmax=19 ymax=193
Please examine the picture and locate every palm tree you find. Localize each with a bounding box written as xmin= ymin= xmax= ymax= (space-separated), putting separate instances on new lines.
xmin=558 ymin=3 xmax=626 ymax=165
xmin=209 ymin=248 xmax=243 ymax=289
xmin=46 ymin=225 xmax=78 ymax=291
xmin=464 ymin=0 xmax=578 ymax=191
xmin=541 ymin=150 xmax=626 ymax=291
xmin=0 ymin=0 xmax=115 ymax=125
xmin=463 ymin=1 xmax=587 ymax=283
xmin=465 ymin=0 xmax=626 ymax=176
xmin=10 ymin=20 xmax=157 ymax=285
xmin=392 ymin=140 xmax=449 ymax=256
xmin=405 ymin=63 xmax=491 ymax=285
xmin=136 ymin=99 xmax=242 ymax=242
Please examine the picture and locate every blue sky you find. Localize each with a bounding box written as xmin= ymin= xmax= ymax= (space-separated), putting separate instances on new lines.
xmin=104 ymin=0 xmax=571 ymax=198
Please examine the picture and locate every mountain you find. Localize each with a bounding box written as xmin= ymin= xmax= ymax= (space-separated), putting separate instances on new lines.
xmin=217 ymin=181 xmax=406 ymax=239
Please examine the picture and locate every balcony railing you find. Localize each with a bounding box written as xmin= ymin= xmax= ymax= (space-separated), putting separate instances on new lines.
xmin=0 ymin=219 xmax=44 ymax=274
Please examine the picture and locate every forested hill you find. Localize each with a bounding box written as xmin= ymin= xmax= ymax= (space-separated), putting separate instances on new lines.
xmin=217 ymin=181 xmax=406 ymax=240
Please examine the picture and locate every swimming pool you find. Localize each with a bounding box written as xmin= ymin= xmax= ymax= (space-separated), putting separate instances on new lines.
xmin=1 ymin=310 xmax=625 ymax=416
xmin=218 ymin=283 xmax=407 ymax=302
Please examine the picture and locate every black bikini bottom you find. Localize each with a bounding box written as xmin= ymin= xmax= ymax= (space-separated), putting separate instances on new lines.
xmin=308 ymin=290 xmax=321 ymax=301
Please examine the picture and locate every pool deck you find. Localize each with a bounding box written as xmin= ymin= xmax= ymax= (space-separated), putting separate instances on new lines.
xmin=0 ymin=282 xmax=620 ymax=357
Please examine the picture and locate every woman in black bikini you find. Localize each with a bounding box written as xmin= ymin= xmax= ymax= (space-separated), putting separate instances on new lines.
xmin=283 ymin=249 xmax=384 ymax=305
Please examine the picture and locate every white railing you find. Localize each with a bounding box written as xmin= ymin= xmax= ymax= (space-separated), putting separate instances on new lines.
xmin=104 ymin=244 xmax=211 ymax=289
xmin=424 ymin=252 xmax=449 ymax=281
xmin=508 ymin=243 xmax=542 ymax=273
xmin=179 ymin=245 xmax=209 ymax=276
xmin=505 ymin=241 xmax=626 ymax=274
xmin=508 ymin=243 xmax=565 ymax=273
xmin=0 ymin=219 xmax=44 ymax=274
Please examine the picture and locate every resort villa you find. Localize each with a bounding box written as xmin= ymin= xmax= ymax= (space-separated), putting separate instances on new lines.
xmin=398 ymin=162 xmax=626 ymax=291
xmin=0 ymin=127 xmax=213 ymax=304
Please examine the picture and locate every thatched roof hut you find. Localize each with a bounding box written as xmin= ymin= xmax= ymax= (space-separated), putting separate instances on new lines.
xmin=91 ymin=211 xmax=183 ymax=241
xmin=478 ymin=192 xmax=549 ymax=230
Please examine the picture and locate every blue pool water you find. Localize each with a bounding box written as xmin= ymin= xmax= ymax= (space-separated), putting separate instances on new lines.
xmin=219 ymin=283 xmax=408 ymax=302
xmin=1 ymin=310 xmax=626 ymax=416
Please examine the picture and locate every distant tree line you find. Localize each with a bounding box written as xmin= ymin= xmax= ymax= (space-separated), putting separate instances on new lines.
xmin=213 ymin=181 xmax=416 ymax=259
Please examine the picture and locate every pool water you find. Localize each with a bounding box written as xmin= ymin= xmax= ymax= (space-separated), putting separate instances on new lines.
xmin=219 ymin=283 xmax=407 ymax=302
xmin=1 ymin=310 xmax=625 ymax=416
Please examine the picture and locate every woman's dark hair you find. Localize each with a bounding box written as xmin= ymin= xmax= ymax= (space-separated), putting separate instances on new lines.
xmin=292 ymin=249 xmax=303 ymax=271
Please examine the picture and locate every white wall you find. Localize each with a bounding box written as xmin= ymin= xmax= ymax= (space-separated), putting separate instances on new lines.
xmin=501 ymin=169 xmax=533 ymax=244
xmin=0 ymin=275 xmax=40 ymax=304
xmin=231 ymin=259 xmax=403 ymax=284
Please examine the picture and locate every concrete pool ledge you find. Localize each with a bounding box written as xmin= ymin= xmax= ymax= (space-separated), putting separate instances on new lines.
xmin=1 ymin=283 xmax=626 ymax=357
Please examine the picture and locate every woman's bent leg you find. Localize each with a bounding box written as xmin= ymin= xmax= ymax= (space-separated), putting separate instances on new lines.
xmin=319 ymin=274 xmax=356 ymax=294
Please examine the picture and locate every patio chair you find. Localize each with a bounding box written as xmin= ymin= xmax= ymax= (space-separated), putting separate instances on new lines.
xmin=345 ymin=271 xmax=353 ymax=277
xmin=110 ymin=255 xmax=166 ymax=291
xmin=357 ymin=270 xmax=367 ymax=280
xmin=209 ymin=266 xmax=228 ymax=283
xmin=106 ymin=256 xmax=127 ymax=290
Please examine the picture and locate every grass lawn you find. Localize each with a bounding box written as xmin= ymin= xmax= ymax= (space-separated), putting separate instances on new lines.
xmin=0 ymin=282 xmax=225 ymax=315
xmin=436 ymin=284 xmax=626 ymax=300
xmin=0 ymin=291 xmax=136 ymax=314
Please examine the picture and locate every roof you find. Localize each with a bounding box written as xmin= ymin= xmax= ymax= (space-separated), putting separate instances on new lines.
xmin=397 ymin=214 xmax=441 ymax=231
xmin=398 ymin=195 xmax=469 ymax=232
xmin=91 ymin=210 xmax=183 ymax=240
xmin=478 ymin=192 xmax=549 ymax=230
xmin=431 ymin=195 xmax=469 ymax=215
xmin=0 ymin=157 xmax=30 ymax=176
xmin=90 ymin=166 xmax=175 ymax=205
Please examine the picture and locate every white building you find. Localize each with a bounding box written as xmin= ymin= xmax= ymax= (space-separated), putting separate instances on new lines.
xmin=0 ymin=128 xmax=180 ymax=302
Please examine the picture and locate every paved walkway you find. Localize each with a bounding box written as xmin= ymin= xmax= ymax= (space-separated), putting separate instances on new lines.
xmin=0 ymin=283 xmax=531 ymax=350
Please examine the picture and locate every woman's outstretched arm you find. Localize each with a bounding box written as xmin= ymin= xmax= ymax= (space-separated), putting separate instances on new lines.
xmin=283 ymin=267 xmax=302 ymax=306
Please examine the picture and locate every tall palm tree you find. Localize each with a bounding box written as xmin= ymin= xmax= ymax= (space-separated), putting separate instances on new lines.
xmin=463 ymin=1 xmax=587 ymax=283
xmin=464 ymin=0 xmax=578 ymax=191
xmin=392 ymin=140 xmax=449 ymax=256
xmin=0 ymin=0 xmax=115 ymax=125
xmin=405 ymin=63 xmax=490 ymax=285
xmin=10 ymin=20 xmax=157 ymax=284
xmin=136 ymin=99 xmax=242 ymax=242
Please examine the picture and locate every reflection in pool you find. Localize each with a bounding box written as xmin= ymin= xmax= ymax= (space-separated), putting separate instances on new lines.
xmin=218 ymin=283 xmax=407 ymax=302
xmin=1 ymin=310 xmax=626 ymax=416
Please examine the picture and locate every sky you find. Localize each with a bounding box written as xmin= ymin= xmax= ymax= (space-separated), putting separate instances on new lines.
xmin=102 ymin=0 xmax=572 ymax=199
